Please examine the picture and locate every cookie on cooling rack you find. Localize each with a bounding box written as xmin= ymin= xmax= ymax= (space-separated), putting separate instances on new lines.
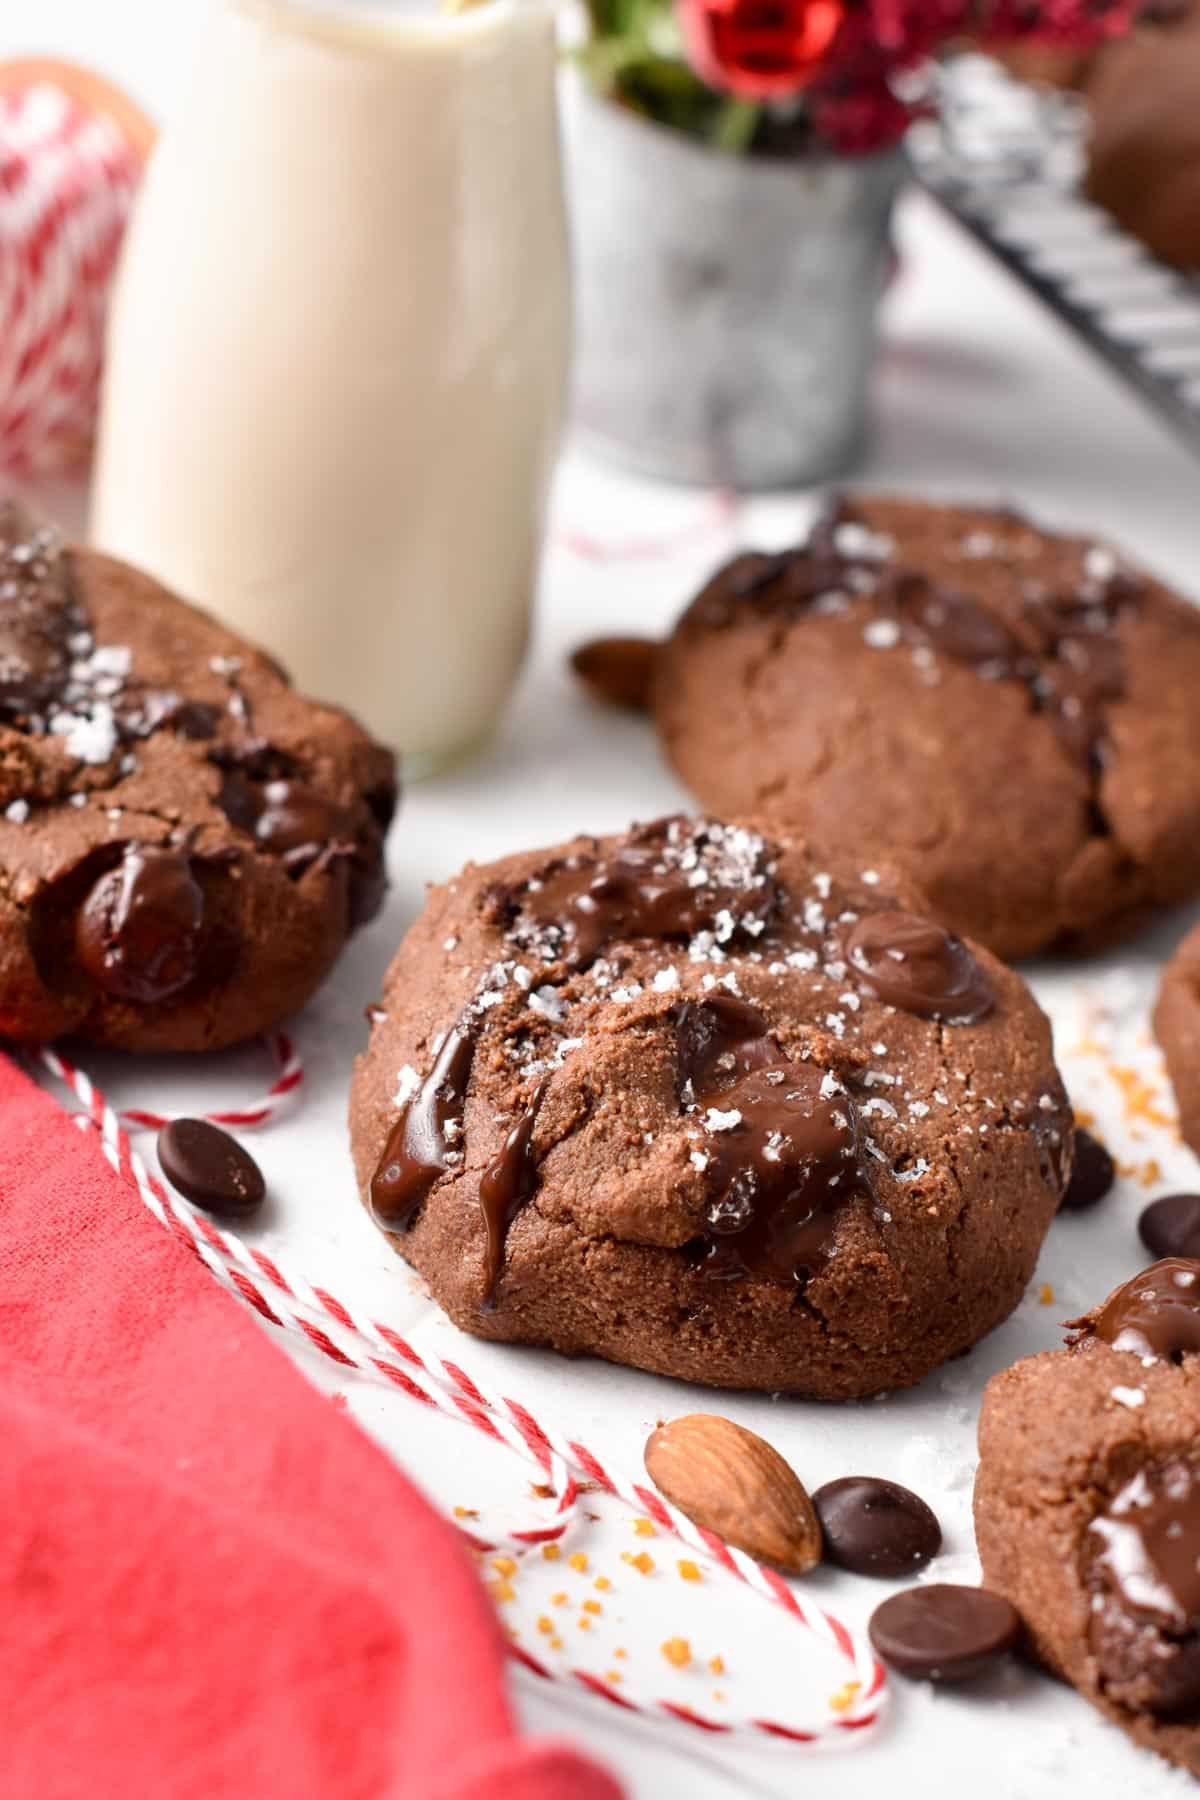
xmin=976 ymin=1259 xmax=1200 ymax=1776
xmin=349 ymin=814 xmax=1071 ymax=1398
xmin=0 ymin=500 xmax=396 ymax=1051
xmin=652 ymin=495 xmax=1200 ymax=960
xmin=1155 ymin=923 xmax=1200 ymax=1158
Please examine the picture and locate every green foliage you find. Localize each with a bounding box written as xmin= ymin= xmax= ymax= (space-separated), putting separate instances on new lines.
xmin=576 ymin=0 xmax=762 ymax=148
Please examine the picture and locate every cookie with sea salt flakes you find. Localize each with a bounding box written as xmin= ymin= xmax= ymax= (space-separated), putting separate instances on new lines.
xmin=652 ymin=495 xmax=1200 ymax=960
xmin=0 ymin=500 xmax=396 ymax=1051
xmin=349 ymin=815 xmax=1071 ymax=1397
xmin=975 ymin=1261 xmax=1200 ymax=1777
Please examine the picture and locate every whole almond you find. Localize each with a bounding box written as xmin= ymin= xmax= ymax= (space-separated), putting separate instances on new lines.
xmin=644 ymin=1414 xmax=822 ymax=1575
xmin=570 ymin=636 xmax=658 ymax=711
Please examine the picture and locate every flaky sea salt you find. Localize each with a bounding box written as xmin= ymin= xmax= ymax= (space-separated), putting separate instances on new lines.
xmin=863 ymin=617 xmax=901 ymax=650
xmin=392 ymin=1065 xmax=421 ymax=1106
xmin=49 ymin=700 xmax=117 ymax=765
xmin=1110 ymin=1386 xmax=1145 ymax=1410
xmin=4 ymin=799 xmax=29 ymax=823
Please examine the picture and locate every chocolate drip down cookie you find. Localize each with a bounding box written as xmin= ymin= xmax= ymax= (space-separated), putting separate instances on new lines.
xmin=350 ymin=815 xmax=1071 ymax=1397
xmin=0 ymin=501 xmax=395 ymax=1051
xmin=652 ymin=496 xmax=1200 ymax=959
xmin=976 ymin=1260 xmax=1200 ymax=1776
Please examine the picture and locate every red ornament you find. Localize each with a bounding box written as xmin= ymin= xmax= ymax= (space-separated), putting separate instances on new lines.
xmin=677 ymin=0 xmax=847 ymax=98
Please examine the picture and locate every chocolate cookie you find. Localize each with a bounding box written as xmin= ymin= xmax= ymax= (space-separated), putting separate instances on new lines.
xmin=652 ymin=496 xmax=1200 ymax=959
xmin=349 ymin=814 xmax=1071 ymax=1396
xmin=0 ymin=501 xmax=395 ymax=1050
xmin=976 ymin=1260 xmax=1200 ymax=1775
xmin=1084 ymin=6 xmax=1200 ymax=272
xmin=1154 ymin=922 xmax=1200 ymax=1157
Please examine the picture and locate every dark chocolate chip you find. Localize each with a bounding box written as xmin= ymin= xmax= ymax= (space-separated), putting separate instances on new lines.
xmin=814 ymin=1477 xmax=942 ymax=1578
xmin=869 ymin=1584 xmax=1021 ymax=1683
xmin=255 ymin=780 xmax=350 ymax=861
xmin=1059 ymin=1127 xmax=1115 ymax=1212
xmin=570 ymin=636 xmax=659 ymax=711
xmin=1081 ymin=1258 xmax=1200 ymax=1363
xmin=1140 ymin=1194 xmax=1200 ymax=1261
xmin=75 ymin=846 xmax=205 ymax=1004
xmin=157 ymin=1117 xmax=266 ymax=1218
xmin=841 ymin=910 xmax=993 ymax=1024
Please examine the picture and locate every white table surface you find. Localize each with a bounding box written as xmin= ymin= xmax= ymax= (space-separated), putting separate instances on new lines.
xmin=11 ymin=6 xmax=1200 ymax=1797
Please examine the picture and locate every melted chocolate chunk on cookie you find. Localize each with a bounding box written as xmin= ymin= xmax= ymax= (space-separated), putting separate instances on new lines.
xmin=509 ymin=817 xmax=778 ymax=968
xmin=676 ymin=995 xmax=868 ymax=1284
xmin=889 ymin=571 xmax=1027 ymax=676
xmin=120 ymin=690 xmax=222 ymax=741
xmin=690 ymin=499 xmax=1139 ymax=778
xmin=692 ymin=495 xmax=891 ymax=625
xmin=841 ymin=910 xmax=993 ymax=1024
xmin=0 ymin=502 xmax=84 ymax=719
xmin=1074 ymin=1258 xmax=1200 ymax=1363
xmin=74 ymin=844 xmax=206 ymax=1004
xmin=370 ymin=1021 xmax=477 ymax=1233
xmin=214 ymin=765 xmax=386 ymax=925
xmin=478 ymin=1077 xmax=550 ymax=1303
xmin=1089 ymin=1459 xmax=1200 ymax=1716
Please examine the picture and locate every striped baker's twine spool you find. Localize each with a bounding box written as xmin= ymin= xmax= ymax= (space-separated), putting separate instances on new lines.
xmin=0 ymin=65 xmax=150 ymax=474
xmin=39 ymin=1042 xmax=889 ymax=1747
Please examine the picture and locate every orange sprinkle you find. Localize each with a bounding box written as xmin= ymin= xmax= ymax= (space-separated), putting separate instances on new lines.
xmin=1108 ymin=1065 xmax=1173 ymax=1130
xmin=541 ymin=1544 xmax=561 ymax=1562
xmin=551 ymin=1592 xmax=568 ymax=1607
xmin=582 ymin=1599 xmax=603 ymax=1616
xmin=677 ymin=1559 xmax=702 ymax=1582
xmin=537 ymin=1616 xmax=554 ymax=1636
xmin=614 ymin=1647 xmax=628 ymax=1660
xmin=711 ymin=1690 xmax=725 ymax=1703
xmin=1073 ymin=1106 xmax=1096 ymax=1130
xmin=708 ymin=1655 xmax=725 ymax=1676
xmin=593 ymin=1576 xmax=612 ymax=1592
xmin=661 ymin=1637 xmax=691 ymax=1669
xmin=488 ymin=1579 xmax=515 ymax=1604
xmin=605 ymin=1671 xmax=623 ymax=1686
xmin=578 ymin=1617 xmax=592 ymax=1632
xmin=621 ymin=1551 xmax=655 ymax=1574
xmin=1139 ymin=1158 xmax=1163 ymax=1188
xmin=491 ymin=1555 xmax=517 ymax=1577
xmin=453 ymin=1505 xmax=479 ymax=1520
xmin=1038 ymin=1283 xmax=1055 ymax=1306
xmin=549 ymin=1636 xmax=562 ymax=1651
xmin=568 ymin=1552 xmax=589 ymax=1573
xmin=829 ymin=1680 xmax=862 ymax=1715
xmin=632 ymin=1518 xmax=657 ymax=1537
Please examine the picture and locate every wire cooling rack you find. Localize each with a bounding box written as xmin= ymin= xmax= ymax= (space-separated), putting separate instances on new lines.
xmin=908 ymin=54 xmax=1200 ymax=459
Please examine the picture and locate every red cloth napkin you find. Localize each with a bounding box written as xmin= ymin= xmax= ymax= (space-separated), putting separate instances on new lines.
xmin=0 ymin=1054 xmax=622 ymax=1800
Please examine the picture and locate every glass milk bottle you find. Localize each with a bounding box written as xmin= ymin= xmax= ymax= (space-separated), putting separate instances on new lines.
xmin=92 ymin=0 xmax=570 ymax=773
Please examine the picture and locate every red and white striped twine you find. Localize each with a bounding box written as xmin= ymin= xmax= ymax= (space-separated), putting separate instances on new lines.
xmin=39 ymin=1044 xmax=888 ymax=1748
xmin=115 ymin=1031 xmax=304 ymax=1132
xmin=554 ymin=488 xmax=739 ymax=564
xmin=0 ymin=78 xmax=144 ymax=474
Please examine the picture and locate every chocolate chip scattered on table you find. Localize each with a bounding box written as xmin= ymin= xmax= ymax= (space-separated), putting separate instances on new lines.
xmin=158 ymin=1118 xmax=266 ymax=1219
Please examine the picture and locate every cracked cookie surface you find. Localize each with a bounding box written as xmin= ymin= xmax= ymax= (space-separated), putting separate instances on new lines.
xmin=976 ymin=1262 xmax=1200 ymax=1776
xmin=349 ymin=815 xmax=1070 ymax=1396
xmin=0 ymin=501 xmax=396 ymax=1051
xmin=653 ymin=495 xmax=1200 ymax=960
